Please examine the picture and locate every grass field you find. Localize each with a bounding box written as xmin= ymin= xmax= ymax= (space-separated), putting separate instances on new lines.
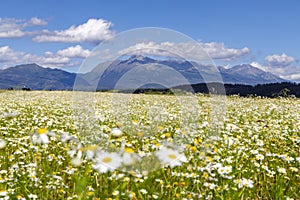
xmin=0 ymin=91 xmax=299 ymax=199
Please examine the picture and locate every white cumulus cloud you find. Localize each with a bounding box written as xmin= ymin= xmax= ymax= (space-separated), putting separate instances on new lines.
xmin=33 ymin=18 xmax=114 ymax=44
xmin=118 ymin=41 xmax=250 ymax=61
xmin=250 ymin=54 xmax=300 ymax=82
xmin=0 ymin=17 xmax=47 ymax=38
xmin=199 ymin=42 xmax=250 ymax=61
xmin=250 ymin=61 xmax=287 ymax=77
xmin=25 ymin=17 xmax=48 ymax=26
xmin=0 ymin=45 xmax=90 ymax=69
xmin=282 ymin=73 xmax=300 ymax=81
xmin=57 ymin=45 xmax=91 ymax=58
xmin=265 ymin=53 xmax=296 ymax=67
xmin=0 ymin=46 xmax=25 ymax=62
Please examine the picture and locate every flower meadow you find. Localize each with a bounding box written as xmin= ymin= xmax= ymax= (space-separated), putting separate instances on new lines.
xmin=0 ymin=90 xmax=300 ymax=200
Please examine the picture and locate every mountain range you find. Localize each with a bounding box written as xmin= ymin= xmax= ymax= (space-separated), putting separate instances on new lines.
xmin=0 ymin=55 xmax=287 ymax=90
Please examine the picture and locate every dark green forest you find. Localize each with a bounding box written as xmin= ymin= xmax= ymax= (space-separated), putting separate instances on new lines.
xmin=121 ymin=82 xmax=300 ymax=98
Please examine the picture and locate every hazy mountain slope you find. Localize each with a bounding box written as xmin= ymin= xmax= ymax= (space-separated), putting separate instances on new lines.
xmin=0 ymin=57 xmax=287 ymax=90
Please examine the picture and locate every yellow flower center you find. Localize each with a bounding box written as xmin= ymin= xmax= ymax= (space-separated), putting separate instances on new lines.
xmin=191 ymin=146 xmax=197 ymax=152
xmin=87 ymin=191 xmax=95 ymax=196
xmin=202 ymin=173 xmax=209 ymax=179
xmin=207 ymin=156 xmax=213 ymax=162
xmin=37 ymin=128 xmax=47 ymax=134
xmin=168 ymin=154 xmax=177 ymax=160
xmin=102 ymin=157 xmax=112 ymax=163
xmin=125 ymin=147 xmax=134 ymax=153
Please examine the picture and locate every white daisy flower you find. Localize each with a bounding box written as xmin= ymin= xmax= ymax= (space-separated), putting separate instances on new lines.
xmin=92 ymin=151 xmax=122 ymax=173
xmin=242 ymin=178 xmax=254 ymax=188
xmin=155 ymin=146 xmax=187 ymax=167
xmin=234 ymin=179 xmax=244 ymax=189
xmin=32 ymin=128 xmax=49 ymax=144
xmin=0 ymin=139 xmax=6 ymax=149
xmin=111 ymin=128 xmax=122 ymax=137
xmin=122 ymin=152 xmax=136 ymax=166
xmin=85 ymin=145 xmax=98 ymax=160
xmin=278 ymin=167 xmax=287 ymax=174
xmin=120 ymin=147 xmax=139 ymax=166
xmin=256 ymin=139 xmax=264 ymax=146
xmin=217 ymin=166 xmax=226 ymax=175
xmin=28 ymin=194 xmax=38 ymax=199
xmin=0 ymin=190 xmax=8 ymax=196
xmin=203 ymin=182 xmax=217 ymax=189
xmin=71 ymin=157 xmax=82 ymax=167
xmin=256 ymin=153 xmax=265 ymax=161
xmin=139 ymin=189 xmax=148 ymax=194
xmin=67 ymin=143 xmax=83 ymax=159
xmin=224 ymin=166 xmax=232 ymax=174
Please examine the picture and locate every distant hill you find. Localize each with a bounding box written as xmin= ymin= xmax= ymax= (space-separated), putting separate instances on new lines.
xmin=0 ymin=56 xmax=288 ymax=90
xmin=81 ymin=55 xmax=287 ymax=90
xmin=218 ymin=64 xmax=286 ymax=85
xmin=0 ymin=63 xmax=88 ymax=90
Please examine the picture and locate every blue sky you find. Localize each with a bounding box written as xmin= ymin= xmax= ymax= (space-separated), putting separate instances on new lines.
xmin=0 ymin=0 xmax=299 ymax=80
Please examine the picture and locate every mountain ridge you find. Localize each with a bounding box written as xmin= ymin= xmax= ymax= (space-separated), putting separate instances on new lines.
xmin=0 ymin=56 xmax=288 ymax=90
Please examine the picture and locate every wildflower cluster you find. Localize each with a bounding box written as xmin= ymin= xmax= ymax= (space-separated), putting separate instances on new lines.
xmin=0 ymin=91 xmax=299 ymax=199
